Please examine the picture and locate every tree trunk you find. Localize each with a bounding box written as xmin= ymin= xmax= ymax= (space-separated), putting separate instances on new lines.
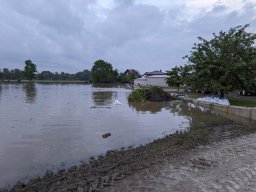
xmin=220 ymin=90 xmax=224 ymax=99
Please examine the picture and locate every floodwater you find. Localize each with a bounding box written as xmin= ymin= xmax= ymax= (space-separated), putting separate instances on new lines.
xmin=0 ymin=83 xmax=231 ymax=188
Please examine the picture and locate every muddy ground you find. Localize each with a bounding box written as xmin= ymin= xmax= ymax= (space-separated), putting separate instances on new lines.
xmin=106 ymin=128 xmax=256 ymax=192
xmin=3 ymin=121 xmax=256 ymax=192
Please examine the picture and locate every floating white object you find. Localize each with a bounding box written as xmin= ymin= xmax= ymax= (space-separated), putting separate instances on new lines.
xmin=197 ymin=96 xmax=230 ymax=106
xmin=113 ymin=99 xmax=121 ymax=105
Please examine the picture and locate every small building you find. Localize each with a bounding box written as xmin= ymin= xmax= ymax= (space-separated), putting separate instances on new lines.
xmin=124 ymin=69 xmax=141 ymax=78
xmin=147 ymin=75 xmax=168 ymax=87
xmin=134 ymin=76 xmax=147 ymax=86
xmin=134 ymin=70 xmax=168 ymax=87
xmin=143 ymin=70 xmax=166 ymax=76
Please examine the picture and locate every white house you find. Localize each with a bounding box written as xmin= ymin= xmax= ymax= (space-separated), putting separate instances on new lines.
xmin=147 ymin=75 xmax=168 ymax=87
xmin=134 ymin=75 xmax=147 ymax=86
xmin=134 ymin=70 xmax=168 ymax=87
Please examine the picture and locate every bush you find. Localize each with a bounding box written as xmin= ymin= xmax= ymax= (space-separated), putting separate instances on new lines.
xmin=128 ymin=88 xmax=148 ymax=102
xmin=128 ymin=86 xmax=174 ymax=102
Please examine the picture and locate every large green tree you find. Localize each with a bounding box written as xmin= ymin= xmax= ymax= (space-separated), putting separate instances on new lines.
xmin=24 ymin=60 xmax=37 ymax=80
xmin=0 ymin=69 xmax=3 ymax=80
xmin=185 ymin=24 xmax=256 ymax=97
xmin=167 ymin=65 xmax=191 ymax=93
xmin=91 ymin=60 xmax=117 ymax=83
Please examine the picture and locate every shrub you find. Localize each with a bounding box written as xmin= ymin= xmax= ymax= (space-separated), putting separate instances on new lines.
xmin=128 ymin=86 xmax=174 ymax=102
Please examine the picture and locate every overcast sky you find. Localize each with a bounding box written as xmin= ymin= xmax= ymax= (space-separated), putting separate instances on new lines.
xmin=0 ymin=0 xmax=256 ymax=73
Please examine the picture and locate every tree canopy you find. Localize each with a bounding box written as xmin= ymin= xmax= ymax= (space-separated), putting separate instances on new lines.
xmin=91 ymin=60 xmax=118 ymax=83
xmin=24 ymin=60 xmax=37 ymax=80
xmin=166 ymin=65 xmax=191 ymax=93
xmin=185 ymin=24 xmax=256 ymax=97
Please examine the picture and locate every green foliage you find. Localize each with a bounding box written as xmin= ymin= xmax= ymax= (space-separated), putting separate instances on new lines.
xmin=118 ymin=73 xmax=136 ymax=83
xmin=91 ymin=60 xmax=117 ymax=83
xmin=127 ymin=73 xmax=136 ymax=82
xmin=118 ymin=73 xmax=129 ymax=83
xmin=166 ymin=65 xmax=191 ymax=93
xmin=128 ymin=88 xmax=149 ymax=102
xmin=24 ymin=60 xmax=37 ymax=80
xmin=229 ymin=98 xmax=256 ymax=107
xmin=0 ymin=68 xmax=24 ymax=80
xmin=36 ymin=70 xmax=91 ymax=81
xmin=0 ymin=67 xmax=92 ymax=81
xmin=0 ymin=69 xmax=3 ymax=80
xmin=185 ymin=24 xmax=256 ymax=97
xmin=37 ymin=71 xmax=55 ymax=80
xmin=128 ymin=86 xmax=173 ymax=102
xmin=74 ymin=70 xmax=92 ymax=81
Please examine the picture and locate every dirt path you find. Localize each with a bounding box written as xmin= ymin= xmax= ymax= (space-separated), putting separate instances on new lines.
xmin=106 ymin=133 xmax=256 ymax=192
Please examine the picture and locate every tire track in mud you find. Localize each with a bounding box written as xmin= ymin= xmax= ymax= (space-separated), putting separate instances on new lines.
xmin=105 ymin=134 xmax=256 ymax=192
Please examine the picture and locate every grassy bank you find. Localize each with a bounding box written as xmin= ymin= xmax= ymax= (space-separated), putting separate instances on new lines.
xmin=229 ymin=98 xmax=256 ymax=107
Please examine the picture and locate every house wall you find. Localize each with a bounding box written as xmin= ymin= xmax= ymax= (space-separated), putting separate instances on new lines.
xmin=134 ymin=78 xmax=147 ymax=86
xmin=147 ymin=76 xmax=168 ymax=87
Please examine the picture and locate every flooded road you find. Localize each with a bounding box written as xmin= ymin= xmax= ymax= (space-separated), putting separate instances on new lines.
xmin=0 ymin=83 xmax=231 ymax=187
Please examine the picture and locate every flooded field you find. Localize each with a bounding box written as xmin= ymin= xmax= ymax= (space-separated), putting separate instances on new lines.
xmin=0 ymin=83 xmax=233 ymax=188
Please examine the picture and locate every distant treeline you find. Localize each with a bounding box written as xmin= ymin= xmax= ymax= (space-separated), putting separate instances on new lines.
xmin=0 ymin=60 xmax=141 ymax=83
xmin=0 ymin=68 xmax=92 ymax=82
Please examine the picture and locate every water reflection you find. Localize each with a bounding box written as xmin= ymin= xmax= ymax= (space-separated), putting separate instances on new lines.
xmin=23 ymin=83 xmax=37 ymax=103
xmin=170 ymin=101 xmax=233 ymax=129
xmin=92 ymin=91 xmax=112 ymax=106
xmin=92 ymin=84 xmax=122 ymax=88
xmin=128 ymin=102 xmax=168 ymax=114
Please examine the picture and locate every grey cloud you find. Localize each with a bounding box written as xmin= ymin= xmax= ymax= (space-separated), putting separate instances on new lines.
xmin=0 ymin=0 xmax=255 ymax=73
xmin=97 ymin=4 xmax=164 ymax=47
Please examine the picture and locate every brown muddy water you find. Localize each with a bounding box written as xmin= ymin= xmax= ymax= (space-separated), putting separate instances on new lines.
xmin=0 ymin=83 xmax=233 ymax=188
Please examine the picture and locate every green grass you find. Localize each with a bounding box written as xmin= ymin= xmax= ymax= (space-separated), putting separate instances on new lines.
xmin=229 ymin=98 xmax=256 ymax=107
xmin=128 ymin=88 xmax=148 ymax=102
xmin=184 ymin=92 xmax=204 ymax=99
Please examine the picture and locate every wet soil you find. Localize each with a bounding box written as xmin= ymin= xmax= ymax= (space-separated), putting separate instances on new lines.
xmin=109 ymin=130 xmax=256 ymax=192
xmin=3 ymin=122 xmax=256 ymax=192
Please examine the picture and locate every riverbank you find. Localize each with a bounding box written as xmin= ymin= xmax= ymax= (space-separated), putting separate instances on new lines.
xmin=107 ymin=128 xmax=256 ymax=192
xmin=3 ymin=119 xmax=255 ymax=192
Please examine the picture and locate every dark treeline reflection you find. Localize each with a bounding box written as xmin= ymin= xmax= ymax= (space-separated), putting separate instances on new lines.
xmin=92 ymin=91 xmax=113 ymax=106
xmin=23 ymin=83 xmax=37 ymax=103
xmin=128 ymin=102 xmax=169 ymax=114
